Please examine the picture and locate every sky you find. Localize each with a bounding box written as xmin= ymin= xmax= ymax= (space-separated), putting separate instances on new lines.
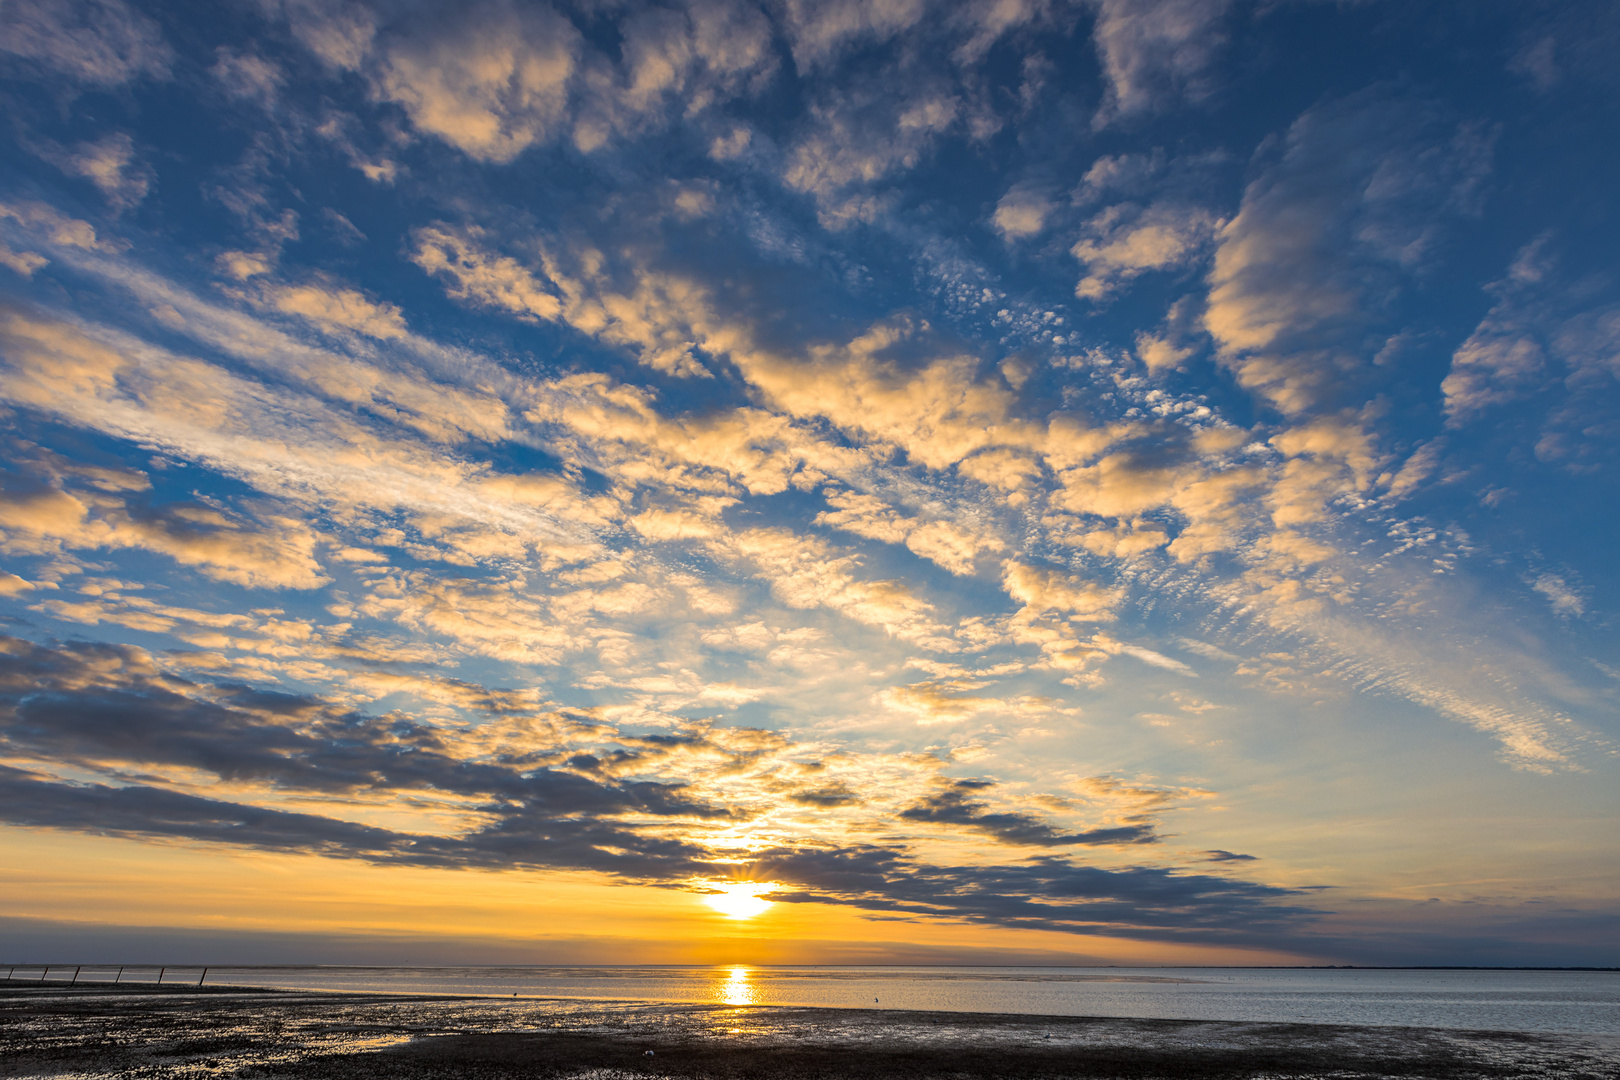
xmin=0 ymin=0 xmax=1616 ymax=969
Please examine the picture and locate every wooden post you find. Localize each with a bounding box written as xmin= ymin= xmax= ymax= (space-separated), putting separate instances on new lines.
xmin=71 ymin=966 xmax=80 ymax=985
xmin=197 ymin=967 xmax=207 ymax=987
xmin=115 ymin=966 xmax=123 ymax=984
xmin=157 ymin=967 xmax=164 ymax=985
xmin=40 ymin=966 xmax=48 ymax=982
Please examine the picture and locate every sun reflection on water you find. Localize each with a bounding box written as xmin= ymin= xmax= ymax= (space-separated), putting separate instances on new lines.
xmin=719 ymin=965 xmax=755 ymax=1006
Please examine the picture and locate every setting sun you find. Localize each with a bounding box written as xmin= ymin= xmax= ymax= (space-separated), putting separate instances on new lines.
xmin=703 ymin=883 xmax=774 ymax=919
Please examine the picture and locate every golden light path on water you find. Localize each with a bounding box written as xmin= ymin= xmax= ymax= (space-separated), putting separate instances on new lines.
xmin=720 ymin=965 xmax=755 ymax=1006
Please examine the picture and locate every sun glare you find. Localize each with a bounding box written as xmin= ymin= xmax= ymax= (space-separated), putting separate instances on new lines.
xmin=721 ymin=965 xmax=755 ymax=1006
xmin=704 ymin=882 xmax=773 ymax=919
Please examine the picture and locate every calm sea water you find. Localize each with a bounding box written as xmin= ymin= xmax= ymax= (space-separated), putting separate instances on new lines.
xmin=15 ymin=965 xmax=1618 ymax=1035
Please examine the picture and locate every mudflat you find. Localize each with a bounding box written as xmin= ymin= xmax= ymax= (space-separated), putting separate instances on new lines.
xmin=2 ymin=981 xmax=1615 ymax=1079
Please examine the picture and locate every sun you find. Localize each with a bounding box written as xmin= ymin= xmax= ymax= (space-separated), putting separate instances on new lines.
xmin=704 ymin=882 xmax=774 ymax=919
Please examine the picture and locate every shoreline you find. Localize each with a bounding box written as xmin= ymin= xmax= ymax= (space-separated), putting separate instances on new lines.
xmin=4 ymin=983 xmax=1617 ymax=1080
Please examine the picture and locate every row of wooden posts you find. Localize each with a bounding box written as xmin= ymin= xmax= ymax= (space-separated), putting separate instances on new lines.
xmin=3 ymin=965 xmax=209 ymax=986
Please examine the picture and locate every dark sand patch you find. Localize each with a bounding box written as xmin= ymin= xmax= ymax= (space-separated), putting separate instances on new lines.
xmin=2 ymin=981 xmax=1614 ymax=1080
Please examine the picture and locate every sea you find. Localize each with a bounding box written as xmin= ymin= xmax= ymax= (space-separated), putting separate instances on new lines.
xmin=11 ymin=964 xmax=1616 ymax=1036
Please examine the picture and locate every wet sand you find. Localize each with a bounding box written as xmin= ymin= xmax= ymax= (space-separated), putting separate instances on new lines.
xmin=2 ymin=981 xmax=1615 ymax=1080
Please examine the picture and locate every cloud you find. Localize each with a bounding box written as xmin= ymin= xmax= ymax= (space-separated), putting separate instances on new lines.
xmin=210 ymin=48 xmax=284 ymax=108
xmin=1508 ymin=35 xmax=1558 ymax=92
xmin=783 ymin=85 xmax=962 ymax=227
xmin=1444 ymin=331 xmax=1546 ymax=423
xmin=880 ymin=679 xmax=997 ymax=724
xmin=412 ymin=225 xmax=563 ymax=321
xmin=1381 ymin=439 xmax=1444 ymax=501
xmin=1072 ymin=202 xmax=1220 ymax=301
xmin=0 ymin=634 xmax=727 ymax=840
xmin=0 ymin=0 xmax=172 ymax=85
xmin=33 ymin=133 xmax=152 ymax=213
xmin=1070 ymin=774 xmax=1213 ymax=816
xmin=413 ymin=224 xmax=713 ymax=376
xmin=374 ymin=2 xmax=580 ymax=164
xmin=775 ymin=0 xmax=927 ymax=69
xmin=416 ymin=226 xmax=1103 ymax=502
xmin=0 ymin=635 xmax=1316 ymax=943
xmin=1134 ymin=328 xmax=1195 ymax=373
xmin=358 ymin=209 xmax=1609 ymax=770
xmin=1070 ymin=149 xmax=1230 ymax=208
xmin=1063 ymin=517 xmax=1170 ymax=559
xmin=0 ymin=244 xmax=48 ymax=277
xmin=900 ymin=779 xmax=1157 ymax=846
xmin=1438 ymin=235 xmax=1620 ymax=464
xmin=788 ymin=783 xmax=860 ymax=807
xmin=571 ymin=0 xmax=777 ymax=151
xmin=1114 ymin=643 xmax=1195 ymax=675
xmin=1202 ymin=849 xmax=1256 ymax=862
xmin=761 ymin=850 xmax=1317 ymax=939
xmin=0 ymin=573 xmax=36 ymax=596
xmin=1445 ymin=327 xmax=1542 ymax=420
xmin=0 ymin=431 xmax=328 ymax=591
xmin=1531 ymin=574 xmax=1583 ymax=618
xmin=951 ymin=0 xmax=1047 ymax=64
xmin=1003 ymin=562 xmax=1121 ymax=622
xmin=815 ymin=489 xmax=1001 ymax=575
xmin=361 ymin=0 xmax=777 ymax=161
xmin=993 ymin=186 xmax=1053 ymax=240
xmin=257 ymin=280 xmax=410 ymax=340
xmin=0 ymin=200 xmax=101 ymax=250
xmin=722 ymin=527 xmax=950 ymax=646
xmin=1088 ymin=0 xmax=1230 ymax=126
xmin=268 ymin=0 xmax=373 ymax=70
xmin=738 ymin=319 xmax=1048 ymax=472
xmin=1204 ymin=89 xmax=1493 ymax=414
xmin=1441 ymin=239 xmax=1552 ymax=423
xmin=0 ymin=285 xmax=634 ymax=597
xmin=1225 ymin=586 xmax=1589 ymax=773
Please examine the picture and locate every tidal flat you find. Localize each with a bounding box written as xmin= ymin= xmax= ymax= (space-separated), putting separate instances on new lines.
xmin=2 ymin=982 xmax=1615 ymax=1080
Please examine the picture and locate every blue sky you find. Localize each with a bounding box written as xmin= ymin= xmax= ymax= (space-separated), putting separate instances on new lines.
xmin=0 ymin=0 xmax=1616 ymax=966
